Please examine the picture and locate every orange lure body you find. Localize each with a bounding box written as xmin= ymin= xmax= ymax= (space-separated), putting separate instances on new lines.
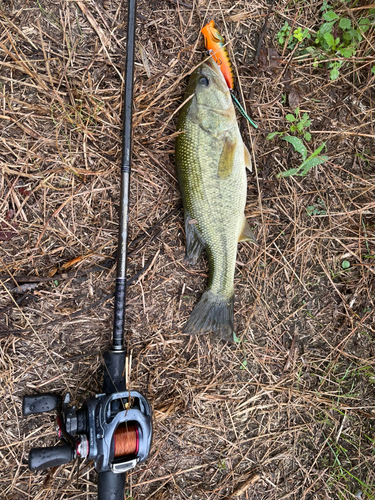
xmin=201 ymin=20 xmax=234 ymax=90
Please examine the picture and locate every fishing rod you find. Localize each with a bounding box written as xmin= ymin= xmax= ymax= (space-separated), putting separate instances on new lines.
xmin=22 ymin=1 xmax=152 ymax=498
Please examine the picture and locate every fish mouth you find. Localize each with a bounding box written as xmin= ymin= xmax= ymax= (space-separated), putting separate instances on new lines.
xmin=201 ymin=58 xmax=230 ymax=94
xmin=205 ymin=57 xmax=226 ymax=81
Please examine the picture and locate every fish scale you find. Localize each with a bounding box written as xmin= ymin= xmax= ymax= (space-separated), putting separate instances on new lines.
xmin=175 ymin=59 xmax=254 ymax=341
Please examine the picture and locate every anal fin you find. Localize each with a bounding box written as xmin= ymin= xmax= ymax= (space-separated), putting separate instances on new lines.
xmin=185 ymin=213 xmax=205 ymax=264
xmin=239 ymin=217 xmax=256 ymax=243
xmin=244 ymin=144 xmax=252 ymax=172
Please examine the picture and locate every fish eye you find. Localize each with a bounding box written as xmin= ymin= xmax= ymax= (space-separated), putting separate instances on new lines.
xmin=199 ymin=76 xmax=210 ymax=87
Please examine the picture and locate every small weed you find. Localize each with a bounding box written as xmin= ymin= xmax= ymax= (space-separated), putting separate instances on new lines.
xmin=306 ymin=198 xmax=326 ymax=216
xmin=240 ymin=358 xmax=248 ymax=370
xmin=233 ymin=332 xmax=241 ymax=344
xmin=277 ymin=21 xmax=310 ymax=49
xmin=358 ymin=365 xmax=375 ymax=386
xmin=285 ymin=107 xmax=312 ymax=141
xmin=217 ymin=459 xmax=227 ymax=470
xmin=267 ymin=109 xmax=327 ymax=177
xmin=275 ymin=137 xmax=328 ymax=178
xmin=37 ymin=0 xmax=62 ymax=30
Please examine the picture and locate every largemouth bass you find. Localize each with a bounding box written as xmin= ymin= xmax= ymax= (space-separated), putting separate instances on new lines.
xmin=175 ymin=59 xmax=255 ymax=342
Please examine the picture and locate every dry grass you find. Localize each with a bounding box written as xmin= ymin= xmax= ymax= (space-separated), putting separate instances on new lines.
xmin=1 ymin=0 xmax=375 ymax=498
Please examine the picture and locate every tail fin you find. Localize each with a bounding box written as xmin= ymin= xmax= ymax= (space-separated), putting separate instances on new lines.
xmin=183 ymin=290 xmax=234 ymax=342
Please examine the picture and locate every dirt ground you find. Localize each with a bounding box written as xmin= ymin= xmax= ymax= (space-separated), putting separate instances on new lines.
xmin=1 ymin=0 xmax=375 ymax=499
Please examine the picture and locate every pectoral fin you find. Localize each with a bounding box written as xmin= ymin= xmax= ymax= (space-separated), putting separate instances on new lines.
xmin=218 ymin=135 xmax=237 ymax=179
xmin=239 ymin=217 xmax=256 ymax=243
xmin=185 ymin=212 xmax=205 ymax=264
xmin=244 ymin=144 xmax=252 ymax=172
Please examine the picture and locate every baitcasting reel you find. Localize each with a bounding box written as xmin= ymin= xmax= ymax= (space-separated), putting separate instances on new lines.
xmin=23 ymin=389 xmax=152 ymax=475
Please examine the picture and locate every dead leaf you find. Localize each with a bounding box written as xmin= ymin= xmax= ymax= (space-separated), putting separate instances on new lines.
xmin=0 ymin=222 xmax=18 ymax=241
xmin=49 ymin=266 xmax=58 ymax=277
xmin=61 ymin=255 xmax=87 ymax=270
xmin=230 ymin=474 xmax=261 ymax=497
xmin=288 ymin=87 xmax=302 ymax=110
xmin=258 ymin=47 xmax=281 ymax=72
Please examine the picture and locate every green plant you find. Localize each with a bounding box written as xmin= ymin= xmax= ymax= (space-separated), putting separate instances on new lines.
xmin=233 ymin=332 xmax=241 ymax=343
xmin=306 ymin=198 xmax=326 ymax=216
xmin=286 ymin=107 xmax=312 ymax=141
xmin=217 ymin=459 xmax=227 ymax=470
xmin=277 ymin=21 xmax=310 ymax=49
xmin=277 ymin=7 xmax=375 ymax=81
xmin=273 ymin=136 xmax=328 ymax=178
xmin=240 ymin=358 xmax=248 ymax=370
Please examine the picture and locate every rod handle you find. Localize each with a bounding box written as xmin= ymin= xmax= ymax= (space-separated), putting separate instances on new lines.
xmin=98 ymin=471 xmax=126 ymax=500
xmin=112 ymin=279 xmax=126 ymax=348
xmin=103 ymin=350 xmax=126 ymax=394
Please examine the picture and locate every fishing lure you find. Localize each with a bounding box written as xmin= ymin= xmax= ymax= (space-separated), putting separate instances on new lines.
xmin=201 ymin=20 xmax=234 ymax=90
xmin=201 ymin=20 xmax=258 ymax=129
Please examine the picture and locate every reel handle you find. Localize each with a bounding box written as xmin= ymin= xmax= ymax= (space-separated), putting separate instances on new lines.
xmin=23 ymin=394 xmax=60 ymax=416
xmin=29 ymin=445 xmax=73 ymax=471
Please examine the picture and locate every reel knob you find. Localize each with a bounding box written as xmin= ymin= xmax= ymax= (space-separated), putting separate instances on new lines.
xmin=29 ymin=445 xmax=74 ymax=471
xmin=23 ymin=394 xmax=61 ymax=416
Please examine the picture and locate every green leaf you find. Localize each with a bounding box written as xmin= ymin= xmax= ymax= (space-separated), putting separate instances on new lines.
xmin=240 ymin=359 xmax=248 ymax=369
xmin=296 ymin=122 xmax=303 ymax=132
xmin=310 ymin=142 xmax=326 ymax=158
xmin=371 ymin=66 xmax=375 ymax=75
xmin=283 ymin=136 xmax=307 ymax=161
xmin=339 ymin=18 xmax=351 ymax=30
xmin=330 ymin=66 xmax=340 ymax=80
xmin=299 ymin=155 xmax=328 ymax=176
xmin=285 ymin=114 xmax=296 ymax=122
xmin=324 ymin=32 xmax=335 ymax=47
xmin=359 ymin=18 xmax=370 ymax=33
xmin=323 ymin=10 xmax=339 ymax=21
xmin=342 ymin=260 xmax=350 ymax=269
xmin=304 ymin=132 xmax=311 ymax=141
xmin=233 ymin=332 xmax=241 ymax=344
xmin=277 ymin=168 xmax=300 ymax=178
xmin=318 ymin=22 xmax=336 ymax=36
xmin=293 ymin=28 xmax=304 ymax=42
xmin=306 ymin=206 xmax=317 ymax=216
xmin=339 ymin=47 xmax=354 ymax=58
xmin=267 ymin=131 xmax=284 ymax=140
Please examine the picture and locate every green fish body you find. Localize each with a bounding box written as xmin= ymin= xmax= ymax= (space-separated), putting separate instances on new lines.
xmin=175 ymin=59 xmax=254 ymax=341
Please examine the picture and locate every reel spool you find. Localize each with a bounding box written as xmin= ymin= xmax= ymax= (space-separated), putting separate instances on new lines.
xmin=114 ymin=422 xmax=139 ymax=458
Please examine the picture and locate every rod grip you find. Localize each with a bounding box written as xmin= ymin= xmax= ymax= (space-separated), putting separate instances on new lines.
xmin=98 ymin=471 xmax=126 ymax=500
xmin=112 ymin=279 xmax=126 ymax=348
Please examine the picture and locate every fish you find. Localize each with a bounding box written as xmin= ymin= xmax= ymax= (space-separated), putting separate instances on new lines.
xmin=175 ymin=58 xmax=255 ymax=342
xmin=201 ymin=20 xmax=234 ymax=90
